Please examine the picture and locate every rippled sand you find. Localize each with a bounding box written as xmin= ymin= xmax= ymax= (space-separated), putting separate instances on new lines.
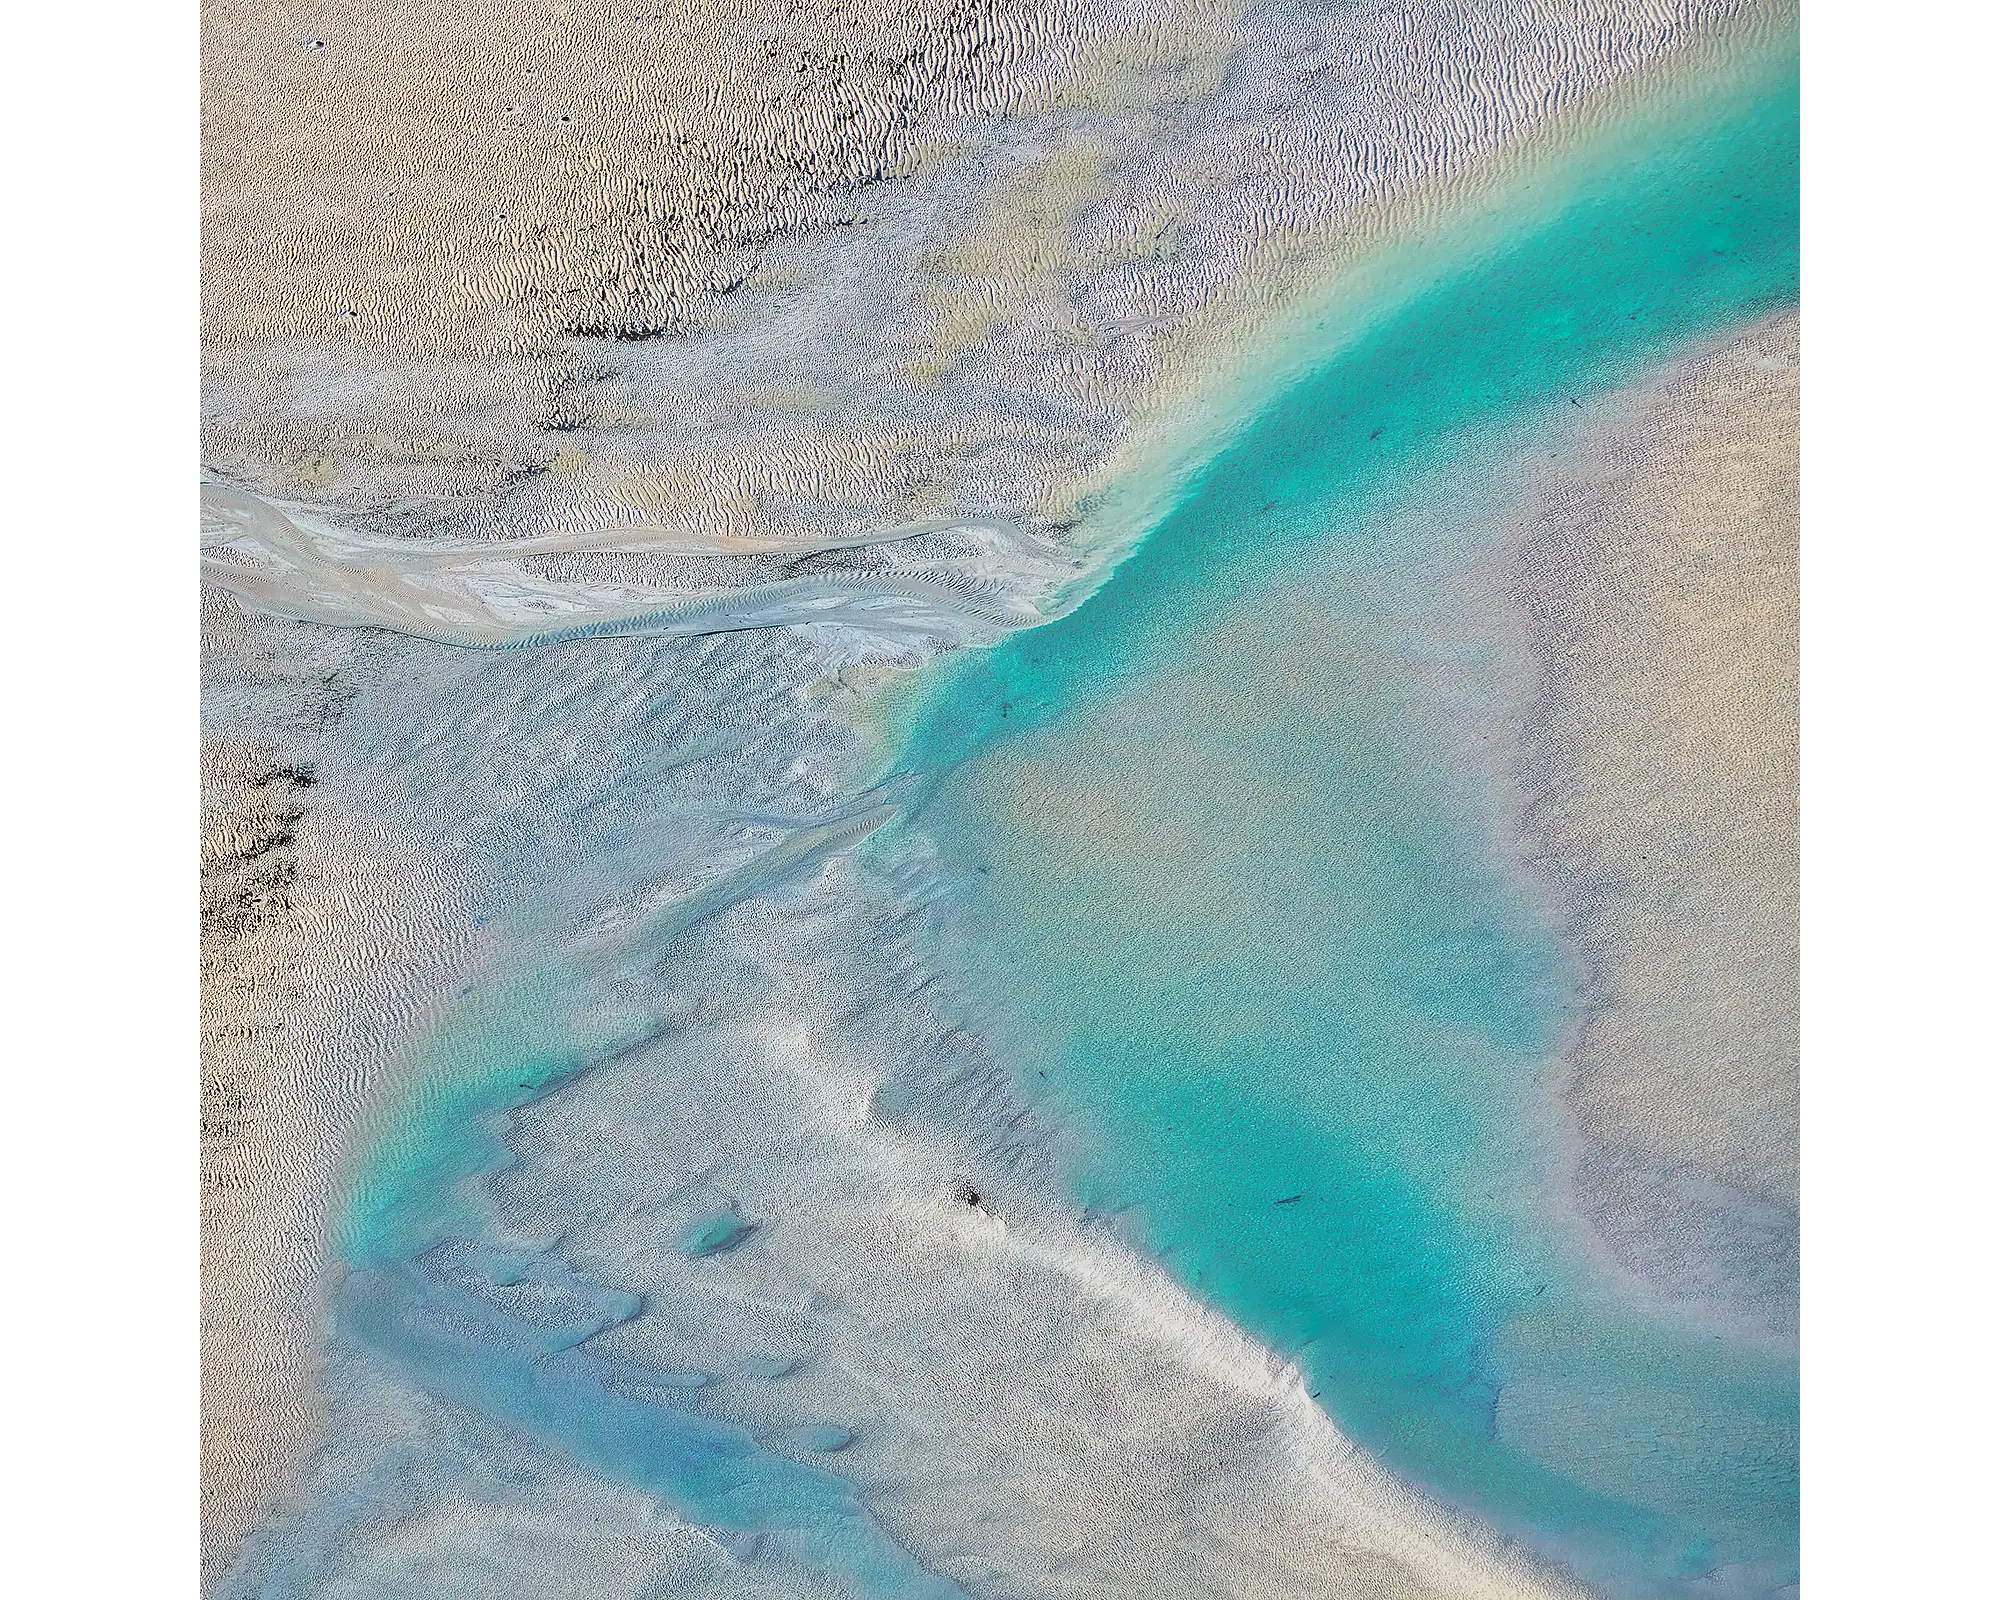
xmin=1515 ymin=313 xmax=1799 ymax=1345
xmin=203 ymin=1 xmax=1796 ymax=1593
xmin=204 ymin=0 xmax=1772 ymax=548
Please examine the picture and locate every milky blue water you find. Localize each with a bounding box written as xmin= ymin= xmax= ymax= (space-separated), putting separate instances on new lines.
xmin=329 ymin=805 xmax=966 ymax=1600
xmin=883 ymin=39 xmax=1798 ymax=1600
xmin=321 ymin=34 xmax=1797 ymax=1600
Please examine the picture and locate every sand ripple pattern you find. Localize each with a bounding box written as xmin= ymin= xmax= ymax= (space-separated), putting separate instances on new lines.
xmin=201 ymin=0 xmax=1795 ymax=1592
xmin=213 ymin=616 xmax=1588 ymax=1600
xmin=203 ymin=483 xmax=1054 ymax=650
xmin=203 ymin=0 xmax=1775 ymax=547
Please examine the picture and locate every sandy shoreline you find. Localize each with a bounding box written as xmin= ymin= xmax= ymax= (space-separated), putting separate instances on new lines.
xmin=1514 ymin=312 xmax=1799 ymax=1345
xmin=201 ymin=594 xmax=496 ymax=1585
xmin=203 ymin=570 xmax=1602 ymax=1598
xmin=202 ymin=1 xmax=1796 ymax=1592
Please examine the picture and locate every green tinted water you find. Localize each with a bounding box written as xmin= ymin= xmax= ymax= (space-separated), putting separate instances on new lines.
xmin=885 ymin=37 xmax=1798 ymax=1598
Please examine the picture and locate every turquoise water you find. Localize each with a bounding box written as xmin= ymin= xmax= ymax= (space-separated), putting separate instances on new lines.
xmin=329 ymin=803 xmax=964 ymax=1600
xmin=884 ymin=40 xmax=1798 ymax=1600
xmin=336 ymin=1261 xmax=964 ymax=1600
xmin=321 ymin=33 xmax=1798 ymax=1599
xmin=339 ymin=803 xmax=892 ymax=1269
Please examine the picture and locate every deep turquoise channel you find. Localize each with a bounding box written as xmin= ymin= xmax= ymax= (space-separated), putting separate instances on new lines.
xmin=884 ymin=40 xmax=1798 ymax=1600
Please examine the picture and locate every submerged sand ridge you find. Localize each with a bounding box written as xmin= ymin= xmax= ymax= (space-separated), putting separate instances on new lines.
xmin=203 ymin=1 xmax=1798 ymax=1593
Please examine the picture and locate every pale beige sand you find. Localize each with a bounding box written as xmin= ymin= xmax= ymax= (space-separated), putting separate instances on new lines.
xmin=1514 ymin=313 xmax=1798 ymax=1337
xmin=203 ymin=2 xmax=1793 ymax=1589
xmin=201 ymin=593 xmax=492 ymax=1586
xmin=203 ymin=0 xmax=1762 ymax=547
xmin=201 ymin=601 xmax=1600 ymax=1600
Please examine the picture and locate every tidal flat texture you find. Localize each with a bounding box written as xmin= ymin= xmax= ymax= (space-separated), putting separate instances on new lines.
xmin=203 ymin=3 xmax=1799 ymax=1597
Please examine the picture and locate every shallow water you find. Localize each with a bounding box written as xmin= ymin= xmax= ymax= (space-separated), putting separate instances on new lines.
xmin=883 ymin=37 xmax=1798 ymax=1600
xmin=303 ymin=31 xmax=1800 ymax=1600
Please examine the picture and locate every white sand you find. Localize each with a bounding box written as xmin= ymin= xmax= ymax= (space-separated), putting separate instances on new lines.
xmin=204 ymin=0 xmax=1769 ymax=548
xmin=203 ymin=0 xmax=1795 ymax=1591
xmin=209 ymin=603 xmax=1591 ymax=1600
xmin=1513 ymin=313 xmax=1798 ymax=1341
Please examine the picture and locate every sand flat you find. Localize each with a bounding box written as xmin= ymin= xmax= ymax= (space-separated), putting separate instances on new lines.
xmin=204 ymin=3 xmax=1797 ymax=1593
xmin=1516 ymin=312 xmax=1799 ymax=1339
